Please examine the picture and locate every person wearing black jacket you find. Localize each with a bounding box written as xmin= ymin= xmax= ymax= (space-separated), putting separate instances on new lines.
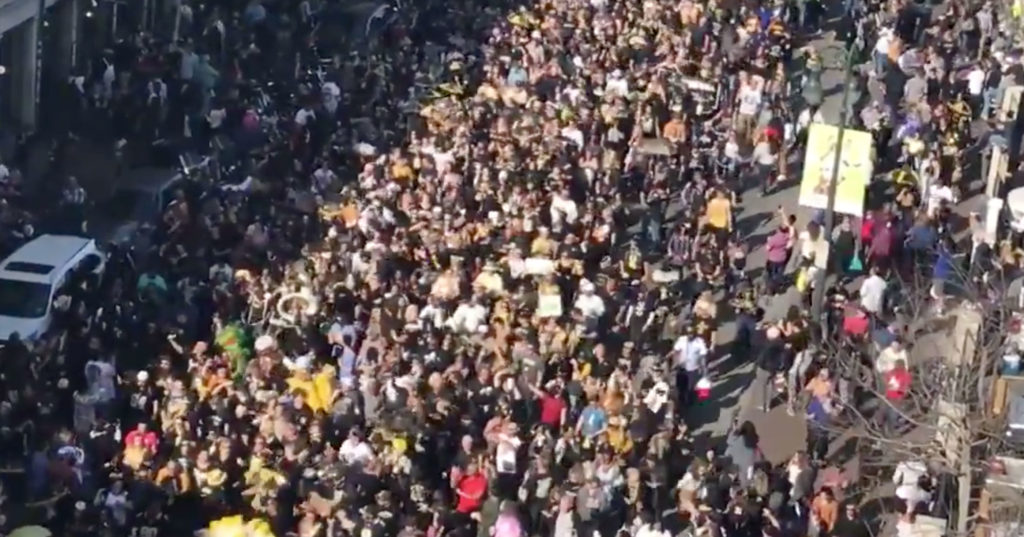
xmin=832 ymin=504 xmax=871 ymax=537
xmin=982 ymin=58 xmax=1004 ymax=120
xmin=756 ymin=326 xmax=789 ymax=413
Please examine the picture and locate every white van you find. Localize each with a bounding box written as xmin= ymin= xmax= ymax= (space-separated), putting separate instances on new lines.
xmin=0 ymin=235 xmax=105 ymax=342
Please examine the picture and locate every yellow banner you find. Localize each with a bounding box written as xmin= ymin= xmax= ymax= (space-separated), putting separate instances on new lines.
xmin=798 ymin=123 xmax=874 ymax=217
xmin=208 ymin=516 xmax=275 ymax=537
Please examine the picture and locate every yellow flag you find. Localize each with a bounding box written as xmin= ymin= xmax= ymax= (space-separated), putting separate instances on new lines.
xmin=209 ymin=515 xmax=245 ymax=537
xmin=285 ymin=376 xmax=314 ymax=404
xmin=246 ymin=519 xmax=275 ymax=537
xmin=312 ymin=370 xmax=336 ymax=412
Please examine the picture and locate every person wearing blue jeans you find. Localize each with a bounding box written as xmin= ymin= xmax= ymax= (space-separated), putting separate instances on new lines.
xmin=982 ymin=85 xmax=1004 ymax=120
xmin=873 ymin=50 xmax=889 ymax=77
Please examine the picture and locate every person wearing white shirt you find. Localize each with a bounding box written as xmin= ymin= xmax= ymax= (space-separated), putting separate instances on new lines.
xmin=418 ymin=297 xmax=446 ymax=330
xmin=794 ymin=223 xmax=829 ymax=271
xmin=340 ymin=431 xmax=375 ymax=465
xmin=605 ymin=70 xmax=629 ymax=98
xmin=672 ymin=333 xmax=708 ymax=372
xmin=553 ymin=505 xmax=575 ymax=537
xmin=312 ymin=163 xmax=337 ymax=194
xmin=673 ymin=332 xmax=708 ymax=408
xmin=495 ymin=430 xmax=522 ymax=474
xmin=447 ymin=297 xmax=488 ymax=333
xmin=505 ymin=248 xmax=526 ymax=280
xmin=927 ymin=182 xmax=956 ymax=217
xmin=723 ymin=135 xmax=741 ymax=160
xmin=967 ymin=65 xmax=986 ymax=97
xmin=635 ymin=521 xmax=670 ymax=537
xmin=560 ymin=125 xmax=584 ymax=148
xmin=874 ymin=28 xmax=894 ymax=76
xmin=295 ymin=107 xmax=315 ymax=126
xmin=893 ymin=459 xmax=931 ymax=510
xmin=859 ymin=266 xmax=887 ymax=315
xmin=876 ymin=340 xmax=908 ymax=373
xmin=574 ymin=280 xmax=605 ymax=320
xmin=322 ymin=81 xmax=341 ymax=115
xmin=550 ymin=190 xmax=578 ymax=227
xmin=737 ymin=83 xmax=762 ymax=118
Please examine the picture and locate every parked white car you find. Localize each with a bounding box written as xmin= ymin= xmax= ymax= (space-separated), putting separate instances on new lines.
xmin=0 ymin=234 xmax=105 ymax=342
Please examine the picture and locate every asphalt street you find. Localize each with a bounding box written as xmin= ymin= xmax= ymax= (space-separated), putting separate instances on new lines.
xmin=687 ymin=26 xmax=991 ymax=463
xmin=684 ymin=32 xmax=852 ymax=455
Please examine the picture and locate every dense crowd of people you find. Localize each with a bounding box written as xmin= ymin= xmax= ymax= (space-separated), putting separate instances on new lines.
xmin=0 ymin=0 xmax=1019 ymax=535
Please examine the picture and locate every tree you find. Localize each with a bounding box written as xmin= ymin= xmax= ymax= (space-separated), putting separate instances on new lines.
xmin=819 ymin=265 xmax=1016 ymax=536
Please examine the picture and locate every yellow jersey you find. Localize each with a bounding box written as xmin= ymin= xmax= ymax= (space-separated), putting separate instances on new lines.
xmin=706 ymin=198 xmax=732 ymax=230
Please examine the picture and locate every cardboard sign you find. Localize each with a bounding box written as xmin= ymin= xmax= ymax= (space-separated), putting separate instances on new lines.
xmin=524 ymin=257 xmax=555 ymax=276
xmin=536 ymin=293 xmax=563 ymax=318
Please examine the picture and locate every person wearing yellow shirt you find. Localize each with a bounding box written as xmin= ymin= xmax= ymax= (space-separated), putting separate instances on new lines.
xmin=606 ymin=415 xmax=634 ymax=456
xmin=339 ymin=200 xmax=359 ymax=228
xmin=530 ymin=227 xmax=555 ymax=257
xmin=391 ymin=157 xmax=413 ymax=183
xmin=704 ymin=189 xmax=733 ymax=244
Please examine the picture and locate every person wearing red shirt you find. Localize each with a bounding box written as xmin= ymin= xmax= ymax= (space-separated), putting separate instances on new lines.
xmin=123 ymin=423 xmax=159 ymax=453
xmin=842 ymin=305 xmax=870 ymax=339
xmin=532 ymin=383 xmax=566 ymax=430
xmin=882 ymin=359 xmax=911 ymax=433
xmin=455 ymin=462 xmax=487 ymax=514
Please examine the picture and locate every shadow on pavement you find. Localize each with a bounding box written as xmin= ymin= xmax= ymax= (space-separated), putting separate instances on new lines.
xmin=686 ymin=361 xmax=754 ymax=433
xmin=736 ymin=210 xmax=772 ymax=239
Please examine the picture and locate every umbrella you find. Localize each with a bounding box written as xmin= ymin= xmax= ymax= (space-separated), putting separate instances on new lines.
xmin=9 ymin=526 xmax=52 ymax=537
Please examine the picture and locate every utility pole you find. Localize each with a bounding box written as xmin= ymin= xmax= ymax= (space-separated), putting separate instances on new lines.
xmin=810 ymin=44 xmax=858 ymax=332
xmin=172 ymin=0 xmax=182 ymax=43
xmin=99 ymin=0 xmax=128 ymax=41
xmin=35 ymin=0 xmax=46 ymax=128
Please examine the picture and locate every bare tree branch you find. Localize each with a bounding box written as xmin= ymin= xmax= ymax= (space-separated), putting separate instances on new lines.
xmin=810 ymin=264 xmax=1020 ymax=535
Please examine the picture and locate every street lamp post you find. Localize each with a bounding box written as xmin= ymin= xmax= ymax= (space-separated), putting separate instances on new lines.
xmin=810 ymin=45 xmax=858 ymax=332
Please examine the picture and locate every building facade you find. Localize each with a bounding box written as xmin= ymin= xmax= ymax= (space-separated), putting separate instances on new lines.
xmin=0 ymin=0 xmax=82 ymax=132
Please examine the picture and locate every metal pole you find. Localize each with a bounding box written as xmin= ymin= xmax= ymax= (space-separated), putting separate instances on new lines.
xmin=71 ymin=0 xmax=78 ymax=69
xmin=35 ymin=0 xmax=45 ymax=126
xmin=172 ymin=2 xmax=181 ymax=43
xmin=810 ymin=46 xmax=857 ymax=327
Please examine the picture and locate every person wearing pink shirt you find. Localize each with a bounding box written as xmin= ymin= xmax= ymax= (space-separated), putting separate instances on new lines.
xmin=765 ymin=225 xmax=791 ymax=291
xmin=123 ymin=423 xmax=158 ymax=454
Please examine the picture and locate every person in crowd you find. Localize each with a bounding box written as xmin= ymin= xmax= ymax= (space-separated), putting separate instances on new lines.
xmin=810 ymin=487 xmax=840 ymax=536
xmin=0 ymin=0 xmax=1009 ymax=533
xmin=859 ymin=265 xmax=888 ymax=320
xmin=833 ymin=503 xmax=872 ymax=537
xmin=882 ymin=359 xmax=913 ymax=434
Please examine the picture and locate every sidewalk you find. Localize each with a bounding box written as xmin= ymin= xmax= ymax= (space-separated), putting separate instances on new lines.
xmin=16 ymin=135 xmax=121 ymax=209
xmin=743 ymin=404 xmax=808 ymax=465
